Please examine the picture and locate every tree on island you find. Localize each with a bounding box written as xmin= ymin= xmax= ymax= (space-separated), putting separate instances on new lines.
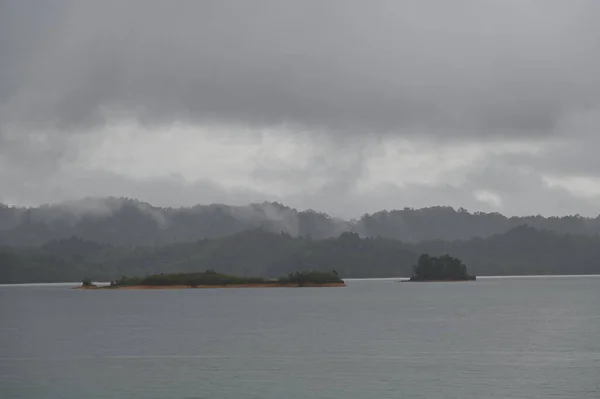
xmin=81 ymin=278 xmax=95 ymax=287
xmin=108 ymin=270 xmax=344 ymax=288
xmin=410 ymin=254 xmax=475 ymax=281
xmin=281 ymin=270 xmax=342 ymax=286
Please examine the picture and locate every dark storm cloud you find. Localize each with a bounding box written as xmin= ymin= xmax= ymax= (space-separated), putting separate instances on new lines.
xmin=2 ymin=0 xmax=599 ymax=136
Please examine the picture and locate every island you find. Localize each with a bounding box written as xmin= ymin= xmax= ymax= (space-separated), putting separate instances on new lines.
xmin=75 ymin=270 xmax=346 ymax=289
xmin=408 ymin=254 xmax=476 ymax=282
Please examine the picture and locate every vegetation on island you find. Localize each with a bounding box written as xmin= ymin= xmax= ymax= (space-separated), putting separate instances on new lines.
xmin=278 ymin=270 xmax=342 ymax=285
xmin=105 ymin=269 xmax=344 ymax=288
xmin=410 ymin=254 xmax=475 ymax=281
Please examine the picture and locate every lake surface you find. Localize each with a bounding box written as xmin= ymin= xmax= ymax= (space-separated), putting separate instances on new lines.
xmin=1 ymin=277 xmax=599 ymax=398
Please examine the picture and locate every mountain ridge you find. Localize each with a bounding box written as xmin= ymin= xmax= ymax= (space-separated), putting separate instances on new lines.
xmin=1 ymin=197 xmax=600 ymax=247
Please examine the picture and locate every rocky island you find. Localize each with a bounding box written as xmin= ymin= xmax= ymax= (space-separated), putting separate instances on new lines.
xmin=76 ymin=270 xmax=346 ymax=289
xmin=409 ymin=254 xmax=476 ymax=281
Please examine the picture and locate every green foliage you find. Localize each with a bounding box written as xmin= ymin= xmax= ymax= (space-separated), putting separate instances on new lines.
xmin=81 ymin=278 xmax=93 ymax=286
xmin=111 ymin=270 xmax=340 ymax=287
xmin=410 ymin=254 xmax=472 ymax=281
xmin=278 ymin=270 xmax=342 ymax=286
xmin=128 ymin=271 xmax=268 ymax=286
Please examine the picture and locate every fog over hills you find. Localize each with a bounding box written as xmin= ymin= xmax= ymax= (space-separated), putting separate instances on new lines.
xmin=1 ymin=197 xmax=599 ymax=247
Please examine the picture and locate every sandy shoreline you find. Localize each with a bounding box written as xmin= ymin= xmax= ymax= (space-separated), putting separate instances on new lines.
xmin=399 ymin=279 xmax=476 ymax=282
xmin=74 ymin=282 xmax=346 ymax=290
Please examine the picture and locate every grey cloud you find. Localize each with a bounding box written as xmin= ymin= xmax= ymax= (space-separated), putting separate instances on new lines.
xmin=285 ymin=158 xmax=600 ymax=218
xmin=1 ymin=149 xmax=599 ymax=218
xmin=3 ymin=1 xmax=600 ymax=216
xmin=0 ymin=169 xmax=268 ymax=209
xmin=460 ymin=158 xmax=600 ymax=216
xmin=485 ymin=108 xmax=600 ymax=180
xmin=2 ymin=0 xmax=600 ymax=136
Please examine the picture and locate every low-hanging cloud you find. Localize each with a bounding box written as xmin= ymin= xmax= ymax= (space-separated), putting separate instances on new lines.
xmin=2 ymin=0 xmax=600 ymax=217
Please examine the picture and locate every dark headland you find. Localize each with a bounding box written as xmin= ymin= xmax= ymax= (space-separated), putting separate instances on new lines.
xmin=407 ymin=254 xmax=476 ymax=282
xmin=76 ymin=270 xmax=346 ymax=289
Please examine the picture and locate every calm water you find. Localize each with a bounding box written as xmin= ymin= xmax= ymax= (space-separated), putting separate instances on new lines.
xmin=1 ymin=277 xmax=599 ymax=398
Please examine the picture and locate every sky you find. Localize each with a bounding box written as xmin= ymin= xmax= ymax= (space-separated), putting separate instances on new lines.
xmin=1 ymin=0 xmax=600 ymax=218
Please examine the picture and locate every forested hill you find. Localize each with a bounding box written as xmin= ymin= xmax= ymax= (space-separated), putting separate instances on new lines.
xmin=2 ymin=226 xmax=600 ymax=284
xmin=357 ymin=208 xmax=600 ymax=242
xmin=2 ymin=198 xmax=600 ymax=246
xmin=0 ymin=198 xmax=348 ymax=247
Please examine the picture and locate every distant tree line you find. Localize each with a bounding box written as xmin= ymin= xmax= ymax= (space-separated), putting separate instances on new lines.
xmin=2 ymin=225 xmax=600 ymax=284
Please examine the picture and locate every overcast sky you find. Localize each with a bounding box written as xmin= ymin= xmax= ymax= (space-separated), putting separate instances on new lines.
xmin=1 ymin=0 xmax=600 ymax=217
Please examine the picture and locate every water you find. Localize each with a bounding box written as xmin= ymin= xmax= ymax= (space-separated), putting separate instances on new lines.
xmin=1 ymin=277 xmax=599 ymax=398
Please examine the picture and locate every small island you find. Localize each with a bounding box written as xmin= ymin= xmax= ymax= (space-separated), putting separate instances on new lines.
xmin=408 ymin=254 xmax=476 ymax=282
xmin=75 ymin=270 xmax=346 ymax=289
